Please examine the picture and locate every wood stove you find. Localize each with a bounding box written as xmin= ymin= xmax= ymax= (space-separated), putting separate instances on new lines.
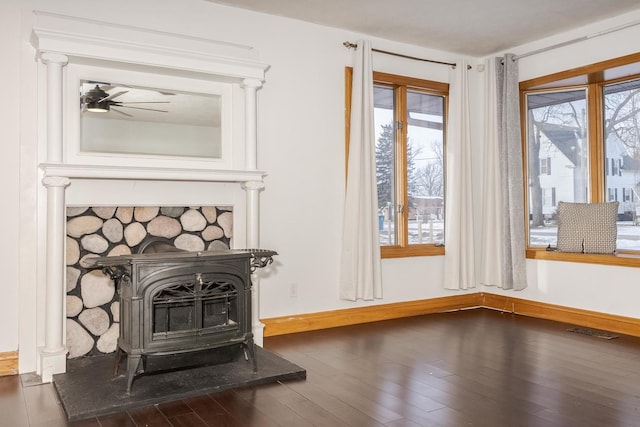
xmin=88 ymin=239 xmax=276 ymax=393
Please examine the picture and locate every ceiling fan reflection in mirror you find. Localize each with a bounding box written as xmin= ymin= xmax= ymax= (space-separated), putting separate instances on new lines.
xmin=81 ymin=84 xmax=170 ymax=117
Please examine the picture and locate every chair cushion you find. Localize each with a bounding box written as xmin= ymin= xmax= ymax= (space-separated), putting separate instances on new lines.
xmin=556 ymin=201 xmax=618 ymax=254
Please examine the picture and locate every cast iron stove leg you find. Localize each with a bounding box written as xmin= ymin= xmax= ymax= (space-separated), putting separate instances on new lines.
xmin=114 ymin=347 xmax=123 ymax=377
xmin=243 ymin=338 xmax=257 ymax=372
xmin=126 ymin=354 xmax=143 ymax=393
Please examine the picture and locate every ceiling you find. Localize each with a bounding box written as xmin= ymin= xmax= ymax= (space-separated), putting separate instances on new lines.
xmin=205 ymin=0 xmax=640 ymax=56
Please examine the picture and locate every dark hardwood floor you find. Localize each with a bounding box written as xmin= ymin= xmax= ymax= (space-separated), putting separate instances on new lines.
xmin=2 ymin=308 xmax=640 ymax=426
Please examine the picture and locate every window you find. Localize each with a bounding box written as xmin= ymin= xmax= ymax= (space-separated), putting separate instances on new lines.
xmin=346 ymin=69 xmax=448 ymax=257
xmin=545 ymin=187 xmax=557 ymax=207
xmin=540 ymin=157 xmax=552 ymax=175
xmin=522 ymin=53 xmax=640 ymax=256
xmin=624 ymin=188 xmax=634 ymax=202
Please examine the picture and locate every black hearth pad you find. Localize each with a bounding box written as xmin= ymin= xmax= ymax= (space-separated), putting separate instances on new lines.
xmin=53 ymin=346 xmax=306 ymax=421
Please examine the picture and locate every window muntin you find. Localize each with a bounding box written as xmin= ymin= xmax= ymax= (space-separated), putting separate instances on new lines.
xmin=360 ymin=71 xmax=448 ymax=257
xmin=526 ymin=89 xmax=589 ymax=248
xmin=523 ymin=54 xmax=640 ymax=255
xmin=603 ymin=78 xmax=640 ymax=250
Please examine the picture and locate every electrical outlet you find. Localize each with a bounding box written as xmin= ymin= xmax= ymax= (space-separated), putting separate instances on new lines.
xmin=289 ymin=283 xmax=298 ymax=298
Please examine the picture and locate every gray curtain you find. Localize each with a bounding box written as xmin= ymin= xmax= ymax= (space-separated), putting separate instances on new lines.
xmin=495 ymin=54 xmax=527 ymax=290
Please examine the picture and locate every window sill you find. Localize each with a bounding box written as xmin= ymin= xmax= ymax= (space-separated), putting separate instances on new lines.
xmin=526 ymin=248 xmax=640 ymax=267
xmin=381 ymin=245 xmax=445 ymax=258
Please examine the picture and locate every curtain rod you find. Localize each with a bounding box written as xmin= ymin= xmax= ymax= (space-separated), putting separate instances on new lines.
xmin=514 ymin=18 xmax=640 ymax=61
xmin=343 ymin=41 xmax=462 ymax=69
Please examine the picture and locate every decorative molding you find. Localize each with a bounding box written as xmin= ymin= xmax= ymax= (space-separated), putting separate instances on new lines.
xmin=262 ymin=294 xmax=483 ymax=336
xmin=40 ymin=52 xmax=68 ymax=66
xmin=32 ymin=10 xmax=256 ymax=56
xmin=241 ymin=79 xmax=264 ymax=89
xmin=0 ymin=351 xmax=18 ymax=376
xmin=41 ymin=176 xmax=71 ymax=188
xmin=481 ymin=293 xmax=640 ymax=338
xmin=262 ymin=292 xmax=640 ymax=338
xmin=30 ymin=12 xmax=268 ymax=81
xmin=241 ymin=181 xmax=266 ymax=191
xmin=38 ymin=348 xmax=67 ymax=383
xmin=40 ymin=163 xmax=267 ymax=183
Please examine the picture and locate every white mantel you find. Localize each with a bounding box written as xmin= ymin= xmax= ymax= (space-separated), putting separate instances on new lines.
xmin=30 ymin=11 xmax=267 ymax=81
xmin=31 ymin=11 xmax=270 ymax=382
xmin=40 ymin=163 xmax=267 ymax=183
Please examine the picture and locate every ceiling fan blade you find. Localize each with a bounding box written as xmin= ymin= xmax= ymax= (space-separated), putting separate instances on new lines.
xmin=99 ymin=90 xmax=128 ymax=102
xmin=116 ymin=101 xmax=171 ymax=104
xmin=117 ymin=105 xmax=169 ymax=113
xmin=110 ymin=107 xmax=133 ymax=117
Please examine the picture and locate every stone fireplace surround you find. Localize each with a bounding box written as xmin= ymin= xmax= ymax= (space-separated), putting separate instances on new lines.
xmin=30 ymin=12 xmax=271 ymax=383
xmin=65 ymin=205 xmax=233 ymax=359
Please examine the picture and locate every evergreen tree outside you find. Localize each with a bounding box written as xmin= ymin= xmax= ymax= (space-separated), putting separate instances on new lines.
xmin=375 ymin=123 xmax=395 ymax=211
xmin=375 ymin=122 xmax=421 ymax=210
xmin=406 ymin=139 xmax=421 ymax=209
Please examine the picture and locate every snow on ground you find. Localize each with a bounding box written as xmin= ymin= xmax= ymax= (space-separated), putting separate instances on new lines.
xmin=531 ymin=221 xmax=640 ymax=250
xmin=380 ymin=219 xmax=640 ymax=250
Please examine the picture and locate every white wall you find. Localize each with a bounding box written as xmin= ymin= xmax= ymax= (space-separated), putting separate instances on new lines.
xmin=0 ymin=1 xmax=22 ymax=353
xmin=4 ymin=0 xmax=640 ymax=372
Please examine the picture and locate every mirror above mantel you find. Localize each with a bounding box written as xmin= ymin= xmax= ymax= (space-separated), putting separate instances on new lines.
xmin=80 ymin=80 xmax=224 ymax=160
xmin=65 ymin=63 xmax=236 ymax=170
xmin=31 ymin=10 xmax=269 ymax=173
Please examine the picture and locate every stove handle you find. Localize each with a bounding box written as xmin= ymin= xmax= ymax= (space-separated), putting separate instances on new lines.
xmin=102 ymin=266 xmax=130 ymax=283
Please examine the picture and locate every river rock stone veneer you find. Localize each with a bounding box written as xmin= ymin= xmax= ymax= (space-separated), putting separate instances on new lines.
xmin=65 ymin=206 xmax=233 ymax=359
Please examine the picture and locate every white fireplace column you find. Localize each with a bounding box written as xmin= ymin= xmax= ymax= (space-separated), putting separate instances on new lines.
xmin=41 ymin=53 xmax=68 ymax=161
xmin=241 ymin=78 xmax=266 ymax=344
xmin=39 ymin=176 xmax=70 ymax=381
xmin=242 ymin=181 xmax=265 ymax=344
xmin=38 ymin=53 xmax=70 ymax=382
xmin=242 ymin=78 xmax=262 ymax=170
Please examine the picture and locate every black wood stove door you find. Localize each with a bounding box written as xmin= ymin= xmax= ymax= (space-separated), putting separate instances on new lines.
xmin=143 ymin=271 xmax=250 ymax=352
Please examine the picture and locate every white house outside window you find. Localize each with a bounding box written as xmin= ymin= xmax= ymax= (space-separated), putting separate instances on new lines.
xmin=523 ymin=60 xmax=640 ymax=254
